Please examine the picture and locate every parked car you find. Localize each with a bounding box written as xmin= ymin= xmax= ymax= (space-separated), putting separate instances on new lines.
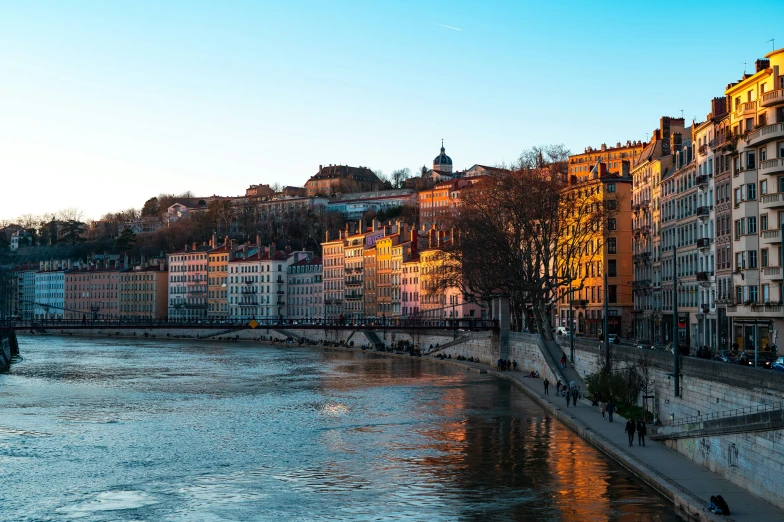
xmin=556 ymin=326 xmax=570 ymax=336
xmin=772 ymin=356 xmax=784 ymax=372
xmin=757 ymin=351 xmax=777 ymax=369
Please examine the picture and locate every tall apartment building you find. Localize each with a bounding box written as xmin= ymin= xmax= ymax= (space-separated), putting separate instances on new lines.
xmin=34 ymin=261 xmax=67 ymax=319
xmin=118 ymin=262 xmax=168 ymax=320
xmin=389 ymin=228 xmax=412 ymax=318
xmin=375 ymin=231 xmax=401 ymax=318
xmin=287 ymin=256 xmax=322 ymax=320
xmin=168 ymin=244 xmax=211 ymax=321
xmin=227 ymin=246 xmax=300 ymax=321
xmin=208 ymin=243 xmax=232 ymax=321
xmin=557 ymin=162 xmax=633 ymax=338
xmin=64 ymin=265 xmax=121 ymax=320
xmin=632 ymin=118 xmax=685 ymax=343
xmin=14 ymin=263 xmax=37 ymax=320
xmin=323 ymin=232 xmax=345 ymax=320
xmin=726 ymin=49 xmax=784 ymax=350
xmin=343 ymin=229 xmax=367 ymax=321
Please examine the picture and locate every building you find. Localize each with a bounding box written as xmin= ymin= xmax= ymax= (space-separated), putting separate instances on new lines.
xmin=227 ymin=246 xmax=301 ymax=321
xmin=418 ymin=179 xmax=475 ymax=231
xmin=327 ymin=189 xmax=415 ymax=221
xmin=343 ymin=229 xmax=367 ymax=321
xmin=558 ymin=162 xmax=634 ymax=338
xmin=363 ymin=240 xmax=378 ymax=319
xmin=305 ymin=164 xmax=380 ymax=197
xmin=63 ymin=264 xmax=121 ymax=320
xmin=401 ymin=253 xmax=420 ymax=318
xmin=421 ymin=141 xmax=455 ymax=182
xmin=13 ymin=263 xmax=37 ymax=320
xmin=118 ymin=262 xmax=168 ymax=320
xmin=287 ymin=256 xmax=323 ymax=321
xmin=34 ymin=261 xmax=68 ymax=319
xmin=168 ymin=244 xmax=211 ymax=321
xmin=323 ymin=231 xmax=346 ymax=320
xmin=568 ymin=141 xmax=645 ymax=181
xmin=632 ymin=118 xmax=686 ymax=343
xmin=208 ymin=242 xmax=232 ymax=321
xmin=389 ymin=228 xmax=413 ymax=318
xmin=10 ymin=230 xmax=32 ymax=250
xmin=725 ymin=49 xmax=784 ymax=350
xmin=375 ymin=230 xmax=401 ymax=318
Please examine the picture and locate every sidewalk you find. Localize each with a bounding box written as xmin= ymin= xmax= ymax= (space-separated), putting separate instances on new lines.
xmin=465 ymin=359 xmax=784 ymax=522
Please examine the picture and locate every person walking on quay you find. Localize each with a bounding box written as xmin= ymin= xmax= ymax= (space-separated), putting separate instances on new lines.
xmin=606 ymin=400 xmax=615 ymax=422
xmin=560 ymin=353 xmax=567 ymax=369
xmin=636 ymin=419 xmax=647 ymax=447
xmin=571 ymin=386 xmax=578 ymax=406
xmin=565 ymin=386 xmax=571 ymax=407
xmin=600 ymin=399 xmax=607 ymax=419
xmin=625 ymin=418 xmax=636 ymax=447
xmin=543 ymin=378 xmax=550 ymax=395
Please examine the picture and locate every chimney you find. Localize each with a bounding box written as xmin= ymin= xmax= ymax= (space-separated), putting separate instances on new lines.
xmin=429 ymin=228 xmax=437 ymax=248
xmin=600 ymin=143 xmax=607 ymax=152
xmin=211 ymin=234 xmax=216 ymax=248
xmin=450 ymin=227 xmax=455 ymax=245
xmin=410 ymin=228 xmax=418 ymax=256
xmin=345 ymin=223 xmax=350 ymax=237
xmin=192 ymin=242 xmax=197 ymax=251
xmin=285 ymin=245 xmax=292 ymax=255
xmin=372 ymin=218 xmax=378 ymax=231
xmin=256 ymin=234 xmax=261 ymax=247
xmin=671 ymin=132 xmax=682 ymax=154
xmin=621 ymin=160 xmax=630 ymax=177
xmin=383 ymin=225 xmax=390 ymax=236
xmin=438 ymin=230 xmax=445 ymax=248
xmin=224 ymin=235 xmax=230 ymax=248
xmin=756 ymin=59 xmax=770 ymax=73
xmin=598 ymin=163 xmax=608 ymax=177
xmin=325 ymin=230 xmax=330 ymax=242
xmin=184 ymin=243 xmax=189 ymax=252
xmin=358 ymin=218 xmax=363 ymax=233
xmin=711 ymin=96 xmax=728 ymax=118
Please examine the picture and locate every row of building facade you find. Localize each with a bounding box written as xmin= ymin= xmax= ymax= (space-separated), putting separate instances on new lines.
xmin=555 ymin=48 xmax=784 ymax=353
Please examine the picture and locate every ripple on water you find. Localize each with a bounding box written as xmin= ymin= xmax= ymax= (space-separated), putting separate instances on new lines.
xmin=56 ymin=491 xmax=159 ymax=517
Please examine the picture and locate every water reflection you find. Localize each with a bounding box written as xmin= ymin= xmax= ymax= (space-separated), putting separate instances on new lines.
xmin=0 ymin=337 xmax=680 ymax=521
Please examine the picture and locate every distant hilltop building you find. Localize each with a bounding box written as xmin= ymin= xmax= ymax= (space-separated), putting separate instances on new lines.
xmin=305 ymin=164 xmax=381 ymax=196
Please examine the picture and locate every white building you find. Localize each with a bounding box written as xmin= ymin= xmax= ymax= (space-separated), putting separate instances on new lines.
xmin=227 ymin=247 xmax=300 ymax=321
xmin=34 ymin=265 xmax=66 ymax=319
xmin=287 ymin=255 xmax=323 ymax=321
xmin=167 ymin=244 xmax=210 ymax=321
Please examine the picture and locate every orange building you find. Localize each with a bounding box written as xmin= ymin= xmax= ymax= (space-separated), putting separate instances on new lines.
xmin=557 ymin=162 xmax=635 ymax=338
xmin=568 ymin=141 xmax=645 ymax=181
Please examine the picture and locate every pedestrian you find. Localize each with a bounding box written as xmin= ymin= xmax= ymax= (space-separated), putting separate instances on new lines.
xmin=556 ymin=380 xmax=562 ymax=395
xmin=600 ymin=399 xmax=607 ymax=419
xmin=543 ymin=378 xmax=550 ymax=395
xmin=560 ymin=353 xmax=567 ymax=369
xmin=637 ymin=419 xmax=647 ymax=447
xmin=571 ymin=386 xmax=578 ymax=406
xmin=512 ymin=360 xmax=518 ymax=371
xmin=606 ymin=400 xmax=615 ymax=422
xmin=592 ymin=391 xmax=599 ymax=406
xmin=565 ymin=387 xmax=570 ymax=407
xmin=625 ymin=418 xmax=636 ymax=447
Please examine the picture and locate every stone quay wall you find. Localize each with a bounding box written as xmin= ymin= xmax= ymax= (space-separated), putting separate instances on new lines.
xmin=557 ymin=336 xmax=784 ymax=510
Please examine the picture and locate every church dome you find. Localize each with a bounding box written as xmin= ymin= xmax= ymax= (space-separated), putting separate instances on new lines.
xmin=432 ymin=141 xmax=453 ymax=172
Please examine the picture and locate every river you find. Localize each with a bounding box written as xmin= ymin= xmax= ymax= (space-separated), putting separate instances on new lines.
xmin=0 ymin=336 xmax=681 ymax=521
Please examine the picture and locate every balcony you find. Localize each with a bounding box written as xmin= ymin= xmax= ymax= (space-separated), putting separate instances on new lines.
xmin=761 ymin=193 xmax=784 ymax=210
xmin=696 ymin=174 xmax=709 ymax=187
xmin=240 ymin=288 xmax=257 ymax=294
xmin=761 ymin=88 xmax=784 ymax=108
xmin=696 ymin=206 xmax=711 ymax=218
xmin=698 ymin=144 xmax=708 ymax=156
xmin=761 ymin=229 xmax=782 ymax=244
xmin=759 ymin=158 xmax=784 ymax=177
xmin=701 ymin=303 xmax=710 ymax=314
xmin=632 ymin=280 xmax=651 ymax=290
xmin=696 ymin=271 xmax=713 ymax=285
xmin=345 ymin=293 xmax=364 ymax=300
xmin=633 ymin=252 xmax=651 ymax=263
xmin=243 ymin=278 xmax=254 ymax=285
xmin=277 ymin=290 xmax=285 ymax=294
xmin=641 ymin=199 xmax=650 ymax=208
xmin=763 ymin=267 xmax=783 ymax=280
xmin=240 ymin=299 xmax=258 ymax=306
xmin=710 ymin=134 xmax=734 ymax=153
xmin=747 ymin=123 xmax=784 ymax=147
xmin=632 ymin=203 xmax=641 ymax=212
xmin=696 ymin=237 xmax=712 ymax=249
xmin=734 ymin=100 xmax=757 ymax=118
xmin=574 ymin=299 xmax=589 ymax=308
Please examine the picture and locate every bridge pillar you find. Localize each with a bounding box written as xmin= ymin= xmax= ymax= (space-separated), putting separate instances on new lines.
xmin=497 ymin=295 xmax=510 ymax=360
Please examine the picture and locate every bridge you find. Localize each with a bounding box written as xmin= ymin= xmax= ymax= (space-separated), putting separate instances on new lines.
xmin=0 ymin=317 xmax=498 ymax=332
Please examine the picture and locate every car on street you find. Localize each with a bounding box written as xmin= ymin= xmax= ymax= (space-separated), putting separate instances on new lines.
xmin=556 ymin=326 xmax=570 ymax=336
xmin=772 ymin=356 xmax=784 ymax=372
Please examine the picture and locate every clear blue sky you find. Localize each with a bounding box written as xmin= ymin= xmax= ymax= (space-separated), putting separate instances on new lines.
xmin=0 ymin=0 xmax=780 ymax=220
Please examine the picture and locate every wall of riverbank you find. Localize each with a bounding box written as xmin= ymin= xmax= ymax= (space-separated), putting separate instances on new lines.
xmin=556 ymin=337 xmax=784 ymax=511
xmin=0 ymin=330 xmax=12 ymax=372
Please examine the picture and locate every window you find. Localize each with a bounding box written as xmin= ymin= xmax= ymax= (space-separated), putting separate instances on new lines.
xmin=748 ymin=250 xmax=758 ymax=269
xmin=608 ymin=218 xmax=617 ymax=230
xmin=606 ymin=200 xmax=617 ymax=210
xmin=747 ymin=151 xmax=756 ymax=170
xmin=762 ymin=248 xmax=769 ymax=268
xmin=763 ymin=284 xmax=770 ymax=303
xmin=608 ymin=260 xmax=617 ymax=277
xmin=761 ymin=179 xmax=768 ymax=195
xmin=607 ymin=238 xmax=617 ymax=254
xmin=608 ymin=285 xmax=617 ymax=303
xmin=749 ymin=285 xmax=758 ymax=303
xmin=762 ymin=214 xmax=769 ymax=231
xmin=779 ymin=142 xmax=784 ymax=158
xmin=748 ymin=216 xmax=757 ymax=234
xmin=747 ymin=183 xmax=756 ymax=200
xmin=736 ymin=252 xmax=745 ymax=270
xmin=606 ymin=183 xmax=616 ymax=193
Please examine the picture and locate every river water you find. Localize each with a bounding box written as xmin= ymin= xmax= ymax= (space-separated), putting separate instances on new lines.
xmin=0 ymin=337 xmax=681 ymax=521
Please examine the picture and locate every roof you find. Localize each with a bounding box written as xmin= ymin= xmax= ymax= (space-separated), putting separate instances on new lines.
xmin=290 ymin=256 xmax=322 ymax=267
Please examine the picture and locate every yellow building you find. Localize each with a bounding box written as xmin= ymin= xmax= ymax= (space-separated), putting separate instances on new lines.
xmin=118 ymin=263 xmax=168 ymax=320
xmin=208 ymin=244 xmax=231 ymax=321
xmin=375 ymin=233 xmax=400 ymax=318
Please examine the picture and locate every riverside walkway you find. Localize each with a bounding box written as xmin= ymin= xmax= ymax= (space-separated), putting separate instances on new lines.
xmin=432 ymin=356 xmax=784 ymax=522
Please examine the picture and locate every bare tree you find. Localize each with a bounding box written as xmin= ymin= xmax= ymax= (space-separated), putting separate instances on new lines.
xmin=57 ymin=207 xmax=85 ymax=222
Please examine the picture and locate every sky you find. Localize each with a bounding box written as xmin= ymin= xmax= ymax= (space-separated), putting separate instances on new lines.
xmin=0 ymin=0 xmax=780 ymax=221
